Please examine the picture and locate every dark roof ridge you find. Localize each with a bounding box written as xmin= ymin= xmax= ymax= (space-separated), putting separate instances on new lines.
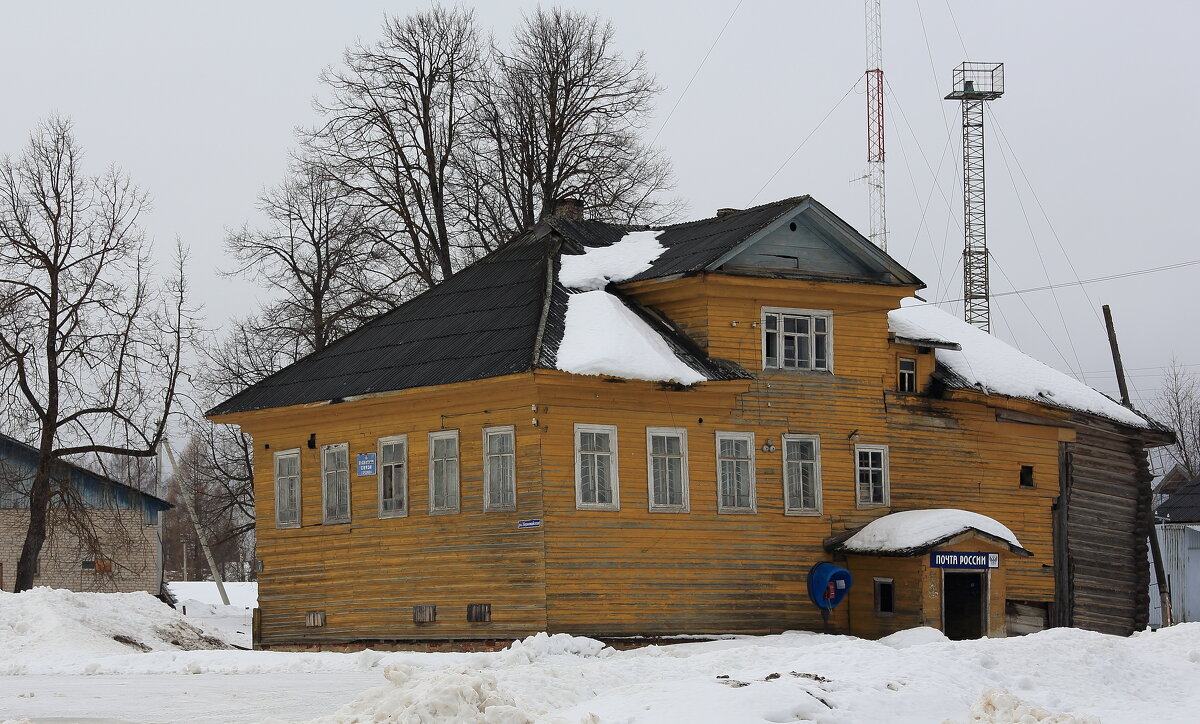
xmin=650 ymin=195 xmax=810 ymax=232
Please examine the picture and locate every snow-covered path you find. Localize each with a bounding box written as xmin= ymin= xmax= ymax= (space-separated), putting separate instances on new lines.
xmin=0 ymin=671 xmax=378 ymax=724
xmin=2 ymin=585 xmax=1200 ymax=723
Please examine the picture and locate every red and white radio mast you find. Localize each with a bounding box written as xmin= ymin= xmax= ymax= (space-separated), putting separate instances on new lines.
xmin=864 ymin=0 xmax=887 ymax=251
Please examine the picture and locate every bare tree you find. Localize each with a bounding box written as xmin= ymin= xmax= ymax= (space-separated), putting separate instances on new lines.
xmin=306 ymin=5 xmax=485 ymax=288
xmin=224 ymin=159 xmax=396 ymax=353
xmin=0 ymin=116 xmax=190 ymax=592
xmin=463 ymin=7 xmax=680 ymax=249
xmin=1152 ymin=360 xmax=1200 ymax=477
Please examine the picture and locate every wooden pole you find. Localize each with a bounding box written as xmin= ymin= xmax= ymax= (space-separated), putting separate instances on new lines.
xmin=1102 ymin=303 xmax=1171 ymax=626
xmin=1102 ymin=304 xmax=1132 ymax=408
xmin=162 ymin=440 xmax=230 ymax=607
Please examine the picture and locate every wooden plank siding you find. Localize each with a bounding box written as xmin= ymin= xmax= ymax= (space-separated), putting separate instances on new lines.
xmin=227 ymin=376 xmax=549 ymax=646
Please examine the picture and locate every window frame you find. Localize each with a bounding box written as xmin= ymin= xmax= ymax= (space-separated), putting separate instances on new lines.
xmin=321 ymin=442 xmax=351 ymax=524
xmin=1019 ymin=464 xmax=1035 ymax=489
xmin=782 ymin=433 xmax=822 ymax=516
xmin=574 ymin=423 xmax=620 ymax=511
xmin=273 ymin=448 xmax=301 ymax=529
xmin=761 ymin=306 xmax=834 ymax=372
xmin=428 ymin=430 xmax=461 ymax=515
xmin=483 ymin=425 xmax=517 ymax=512
xmin=645 ymin=426 xmax=690 ymax=513
xmin=377 ymin=435 xmax=408 ymax=519
xmin=855 ymin=443 xmax=890 ymax=509
xmin=898 ymin=357 xmax=917 ymax=393
xmin=716 ymin=431 xmax=757 ymax=514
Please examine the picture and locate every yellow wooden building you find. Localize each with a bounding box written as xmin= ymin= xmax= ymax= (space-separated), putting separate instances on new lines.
xmin=208 ymin=196 xmax=1170 ymax=648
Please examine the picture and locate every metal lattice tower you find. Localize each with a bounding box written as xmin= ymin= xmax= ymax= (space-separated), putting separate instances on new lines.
xmin=945 ymin=62 xmax=1004 ymax=332
xmin=864 ymin=0 xmax=887 ymax=251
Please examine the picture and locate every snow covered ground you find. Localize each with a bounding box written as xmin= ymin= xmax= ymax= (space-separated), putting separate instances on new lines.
xmin=168 ymin=581 xmax=258 ymax=649
xmin=2 ymin=586 xmax=1200 ymax=723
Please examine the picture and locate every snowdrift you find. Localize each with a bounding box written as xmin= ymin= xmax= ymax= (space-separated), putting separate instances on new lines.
xmin=0 ymin=587 xmax=228 ymax=673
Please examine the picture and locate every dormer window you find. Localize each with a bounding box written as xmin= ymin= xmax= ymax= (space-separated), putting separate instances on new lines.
xmin=762 ymin=307 xmax=832 ymax=371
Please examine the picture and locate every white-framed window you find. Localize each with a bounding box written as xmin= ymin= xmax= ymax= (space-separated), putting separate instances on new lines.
xmin=483 ymin=425 xmax=516 ymax=512
xmin=783 ymin=434 xmax=821 ymax=515
xmin=378 ymin=435 xmax=407 ymax=518
xmin=274 ymin=449 xmax=301 ymax=528
xmin=762 ymin=307 xmax=833 ymax=371
xmin=321 ymin=442 xmax=350 ymax=524
xmin=575 ymin=424 xmax=619 ymax=510
xmin=646 ymin=427 xmax=689 ymax=512
xmin=716 ymin=431 xmax=756 ymax=513
xmin=428 ymin=430 xmax=460 ymax=514
xmin=898 ymin=357 xmax=917 ymax=393
xmin=855 ymin=444 xmax=890 ymax=508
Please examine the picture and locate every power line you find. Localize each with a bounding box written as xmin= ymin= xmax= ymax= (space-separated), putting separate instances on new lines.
xmin=748 ymin=76 xmax=862 ymax=205
xmin=649 ymin=0 xmax=744 ymax=147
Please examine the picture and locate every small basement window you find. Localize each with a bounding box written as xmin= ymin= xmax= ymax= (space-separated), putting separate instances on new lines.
xmin=898 ymin=357 xmax=917 ymax=393
xmin=305 ymin=611 xmax=326 ymax=628
xmin=874 ymin=578 xmax=895 ymax=616
xmin=467 ymin=603 xmax=492 ymax=623
xmin=1020 ymin=465 xmax=1035 ymax=488
xmin=413 ymin=604 xmax=437 ymax=624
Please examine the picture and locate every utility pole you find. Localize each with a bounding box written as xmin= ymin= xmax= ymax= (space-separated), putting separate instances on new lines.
xmin=1103 ymin=303 xmax=1172 ymax=627
xmin=946 ymin=62 xmax=1004 ymax=332
xmin=162 ymin=440 xmax=230 ymax=606
xmin=864 ymin=0 xmax=887 ymax=251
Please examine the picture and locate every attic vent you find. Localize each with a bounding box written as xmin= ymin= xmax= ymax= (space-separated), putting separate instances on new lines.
xmin=413 ymin=604 xmax=437 ymax=624
xmin=467 ymin=603 xmax=492 ymax=623
xmin=305 ymin=611 xmax=326 ymax=628
xmin=716 ymin=207 xmax=741 ymax=218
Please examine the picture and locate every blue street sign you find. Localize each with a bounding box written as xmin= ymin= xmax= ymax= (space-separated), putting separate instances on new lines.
xmin=517 ymin=518 xmax=542 ymax=530
xmin=929 ymin=551 xmax=999 ymax=569
xmin=356 ymin=453 xmax=377 ymax=476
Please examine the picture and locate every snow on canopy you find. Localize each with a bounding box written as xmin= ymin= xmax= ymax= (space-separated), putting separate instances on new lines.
xmin=556 ymin=290 xmax=706 ymax=385
xmin=888 ymin=299 xmax=1151 ymax=429
xmin=559 ymin=230 xmax=665 ymax=291
xmin=840 ymin=509 xmax=1022 ymax=554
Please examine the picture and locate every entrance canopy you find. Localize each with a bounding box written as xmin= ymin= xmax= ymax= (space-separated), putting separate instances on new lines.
xmin=831 ymin=509 xmax=1031 ymax=557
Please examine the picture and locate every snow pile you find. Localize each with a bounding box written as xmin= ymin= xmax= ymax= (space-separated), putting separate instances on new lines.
xmin=169 ymin=581 xmax=258 ymax=649
xmin=889 ymin=299 xmax=1151 ymax=428
xmin=879 ymin=626 xmax=950 ymax=649
xmin=841 ymin=508 xmax=1022 ymax=554
xmin=556 ymin=290 xmax=706 ymax=385
xmin=558 ymin=230 xmax=664 ymax=291
xmin=946 ymin=686 xmax=1100 ymax=724
xmin=496 ymin=632 xmax=612 ymax=664
xmin=313 ymin=663 xmax=529 ymax=724
xmin=0 ymin=587 xmax=227 ymax=673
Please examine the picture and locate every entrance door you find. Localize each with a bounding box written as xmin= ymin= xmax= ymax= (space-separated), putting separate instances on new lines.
xmin=943 ymin=571 xmax=987 ymax=640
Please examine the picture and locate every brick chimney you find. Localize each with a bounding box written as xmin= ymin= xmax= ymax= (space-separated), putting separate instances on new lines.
xmin=716 ymin=207 xmax=741 ymax=218
xmin=550 ymin=197 xmax=585 ymax=220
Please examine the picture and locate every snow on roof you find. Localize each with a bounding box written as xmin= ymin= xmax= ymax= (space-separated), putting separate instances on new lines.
xmin=556 ymin=290 xmax=706 ymax=385
xmin=840 ymin=509 xmax=1022 ymax=554
xmin=888 ymin=299 xmax=1152 ymax=429
xmin=559 ymin=230 xmax=665 ymax=291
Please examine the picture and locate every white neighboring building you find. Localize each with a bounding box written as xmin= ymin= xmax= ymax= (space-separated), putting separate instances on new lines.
xmin=1150 ymin=472 xmax=1200 ymax=626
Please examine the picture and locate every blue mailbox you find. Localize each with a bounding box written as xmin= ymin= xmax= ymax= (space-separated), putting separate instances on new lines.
xmin=806 ymin=562 xmax=852 ymax=628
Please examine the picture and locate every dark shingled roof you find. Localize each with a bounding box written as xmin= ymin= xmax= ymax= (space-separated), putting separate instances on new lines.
xmin=209 ymin=197 xmax=903 ymax=417
xmin=1157 ymin=476 xmax=1200 ymax=523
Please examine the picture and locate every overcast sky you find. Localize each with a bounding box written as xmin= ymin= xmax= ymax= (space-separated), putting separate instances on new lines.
xmin=2 ymin=1 xmax=1196 ymax=414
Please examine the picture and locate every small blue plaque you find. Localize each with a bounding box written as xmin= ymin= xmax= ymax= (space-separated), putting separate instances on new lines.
xmin=517 ymin=518 xmax=542 ymax=530
xmin=356 ymin=453 xmax=377 ymax=476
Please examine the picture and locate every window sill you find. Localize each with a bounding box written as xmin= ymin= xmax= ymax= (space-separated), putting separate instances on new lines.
xmin=321 ymin=519 xmax=351 ymax=526
xmin=576 ymin=503 xmax=620 ymax=512
xmin=484 ymin=504 xmax=518 ymax=513
xmin=718 ymin=507 xmax=758 ymax=515
xmin=649 ymin=505 xmax=691 ymax=514
xmin=784 ymin=509 xmax=823 ymax=517
xmin=378 ymin=510 xmax=409 ymax=519
xmin=429 ymin=508 xmax=461 ymax=516
xmin=276 ymin=522 xmax=300 ymax=530
xmin=856 ymin=502 xmax=890 ymax=510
